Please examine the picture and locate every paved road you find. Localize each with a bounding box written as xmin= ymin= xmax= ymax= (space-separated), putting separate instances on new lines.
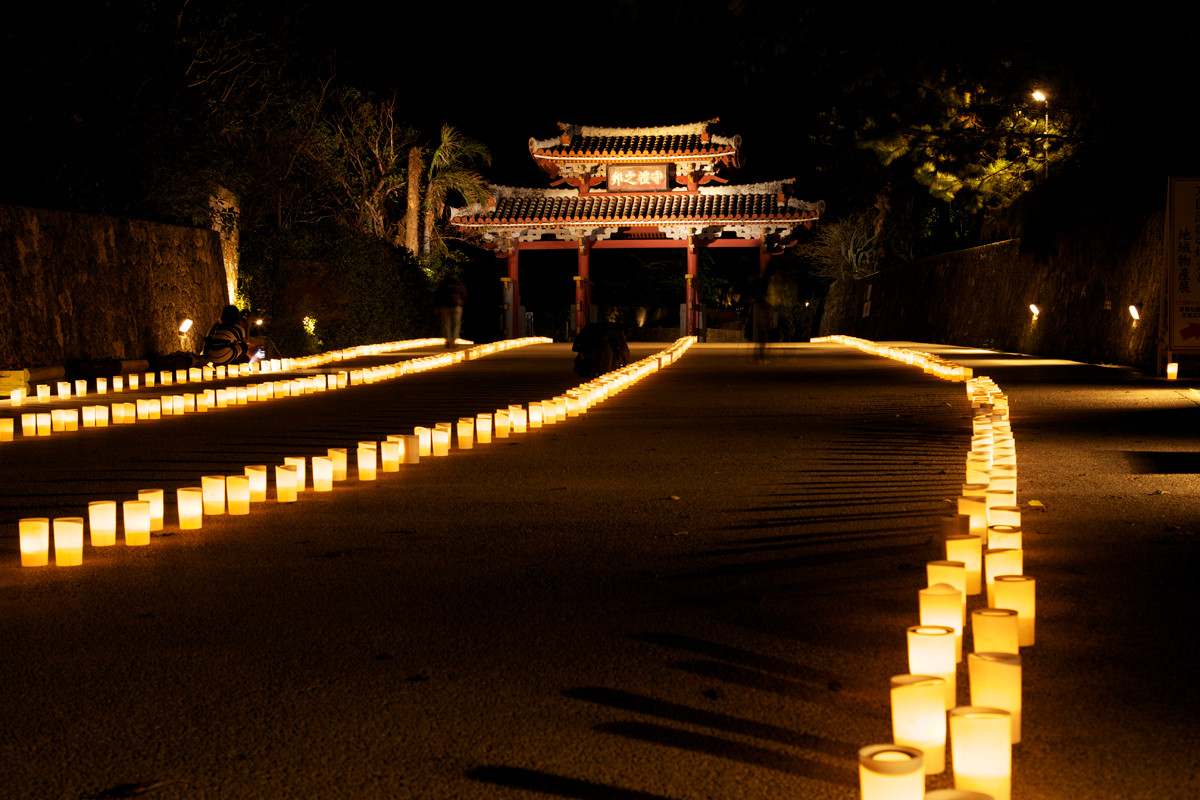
xmin=0 ymin=341 xmax=1195 ymax=799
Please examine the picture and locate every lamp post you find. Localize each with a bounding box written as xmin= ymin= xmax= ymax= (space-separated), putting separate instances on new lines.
xmin=1032 ymin=90 xmax=1049 ymax=178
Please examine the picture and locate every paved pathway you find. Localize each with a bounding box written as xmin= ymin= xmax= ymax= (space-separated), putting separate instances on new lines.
xmin=0 ymin=341 xmax=1195 ymax=799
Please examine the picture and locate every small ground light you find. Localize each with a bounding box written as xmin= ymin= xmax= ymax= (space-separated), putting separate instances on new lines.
xmin=1028 ymin=304 xmax=1040 ymax=317
xmin=1128 ymin=304 xmax=1140 ymax=320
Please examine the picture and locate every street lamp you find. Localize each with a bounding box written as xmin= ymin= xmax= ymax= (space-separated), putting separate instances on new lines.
xmin=1031 ymin=90 xmax=1049 ymax=178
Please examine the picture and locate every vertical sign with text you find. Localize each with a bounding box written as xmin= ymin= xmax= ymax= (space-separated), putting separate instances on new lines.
xmin=1167 ymin=177 xmax=1200 ymax=351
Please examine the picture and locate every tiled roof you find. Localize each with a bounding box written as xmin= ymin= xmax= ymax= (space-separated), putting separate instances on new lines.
xmin=452 ymin=184 xmax=822 ymax=230
xmin=529 ymin=121 xmax=740 ymax=164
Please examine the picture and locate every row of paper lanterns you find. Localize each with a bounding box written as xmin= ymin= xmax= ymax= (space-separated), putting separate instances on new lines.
xmin=6 ymin=336 xmax=456 ymax=409
xmin=817 ymin=337 xmax=1036 ymax=800
xmin=1 ymin=338 xmax=552 ymax=442
xmin=18 ymin=337 xmax=696 ymax=567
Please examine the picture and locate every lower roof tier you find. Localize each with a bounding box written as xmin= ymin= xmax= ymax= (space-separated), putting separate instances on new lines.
xmin=451 ymin=180 xmax=824 ymax=245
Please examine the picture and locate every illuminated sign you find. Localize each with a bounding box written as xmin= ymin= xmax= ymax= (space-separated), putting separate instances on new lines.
xmin=606 ymin=164 xmax=669 ymax=192
xmin=1166 ymin=177 xmax=1200 ymax=352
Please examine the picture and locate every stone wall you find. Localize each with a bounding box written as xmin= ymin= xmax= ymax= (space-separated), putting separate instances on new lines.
xmin=819 ymin=212 xmax=1165 ymax=372
xmin=0 ymin=205 xmax=227 ymax=364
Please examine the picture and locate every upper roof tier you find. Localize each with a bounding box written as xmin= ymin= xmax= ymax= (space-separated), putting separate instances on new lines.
xmin=529 ymin=120 xmax=741 ymax=185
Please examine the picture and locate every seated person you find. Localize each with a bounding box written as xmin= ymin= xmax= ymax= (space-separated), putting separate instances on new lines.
xmin=203 ymin=305 xmax=249 ymax=366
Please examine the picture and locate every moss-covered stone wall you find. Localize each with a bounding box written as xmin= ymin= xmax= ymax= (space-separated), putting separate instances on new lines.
xmin=0 ymin=205 xmax=226 ymax=364
xmin=818 ymin=212 xmax=1165 ymax=372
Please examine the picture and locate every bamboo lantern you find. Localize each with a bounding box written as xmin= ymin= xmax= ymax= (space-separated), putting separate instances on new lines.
xmin=245 ymin=466 xmax=268 ymax=501
xmin=528 ymin=402 xmax=543 ymax=429
xmin=176 ymin=488 xmax=203 ymax=530
xmin=284 ymin=457 xmax=307 ymax=492
xmin=968 ymin=652 xmax=1022 ymax=743
xmin=984 ymin=548 xmax=1023 ymax=606
xmin=312 ymin=456 xmax=334 ymax=491
xmin=494 ymin=410 xmax=510 ymax=438
xmin=53 ymin=517 xmax=85 ymax=566
xmin=414 ymin=427 xmax=432 ymax=456
xmin=945 ymin=534 xmax=983 ymax=595
xmin=19 ymin=518 xmax=50 ymax=566
xmin=226 ymin=475 xmax=251 ymax=515
xmin=36 ymin=413 xmax=52 ymax=436
xmin=123 ymin=500 xmax=151 ymax=546
xmin=113 ymin=376 xmax=124 ymax=392
xmin=201 ymin=476 xmax=226 ymax=515
xmin=357 ymin=443 xmax=377 ymax=480
xmin=476 ymin=413 xmax=492 ymax=444
xmin=972 ymin=608 xmax=1020 ymax=655
xmin=403 ymin=434 xmax=420 ymax=464
xmin=88 ymin=501 xmax=117 ymax=546
xmin=920 ymin=583 xmax=964 ymax=662
xmin=380 ymin=440 xmax=400 ymax=472
xmin=457 ymin=417 xmax=474 ymax=449
xmin=328 ymin=448 xmax=348 ymax=481
xmin=987 ymin=525 xmax=1022 ymax=550
xmin=858 ymin=744 xmax=925 ymax=800
xmin=993 ymin=575 xmax=1036 ymax=646
xmin=890 ymin=674 xmax=947 ymax=774
xmin=275 ymin=465 xmax=298 ymax=502
xmin=431 ymin=428 xmax=450 ymax=457
xmin=0 ymin=419 xmax=11 ymax=441
xmin=907 ymin=625 xmax=957 ymax=708
xmin=74 ymin=379 xmax=87 ymax=396
xmin=10 ymin=388 xmax=23 ymax=406
xmin=57 ymin=380 xmax=71 ymax=399
xmin=138 ymin=489 xmax=164 ymax=531
xmin=949 ymin=707 xmax=1012 ymax=800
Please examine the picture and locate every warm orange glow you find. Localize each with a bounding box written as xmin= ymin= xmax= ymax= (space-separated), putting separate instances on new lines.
xmin=177 ymin=488 xmax=203 ymax=530
xmin=968 ymin=652 xmax=1022 ymax=743
xmin=890 ymin=674 xmax=947 ymax=774
xmin=123 ymin=500 xmax=151 ymax=546
xmin=53 ymin=517 xmax=85 ymax=566
xmin=138 ymin=489 xmax=164 ymax=531
xmin=858 ymin=744 xmax=925 ymax=799
xmin=949 ymin=707 xmax=1012 ymax=800
xmin=907 ymin=625 xmax=957 ymax=708
xmin=88 ymin=501 xmax=118 ymax=546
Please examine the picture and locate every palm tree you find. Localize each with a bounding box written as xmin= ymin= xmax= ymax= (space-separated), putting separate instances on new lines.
xmin=419 ymin=124 xmax=491 ymax=256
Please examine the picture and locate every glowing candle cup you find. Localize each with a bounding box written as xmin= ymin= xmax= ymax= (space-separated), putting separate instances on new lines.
xmin=284 ymin=457 xmax=307 ymax=492
xmin=177 ymin=487 xmax=203 ymax=529
xmin=907 ymin=625 xmax=957 ymax=708
xmin=890 ymin=674 xmax=947 ymax=774
xmin=972 ymin=608 xmax=1020 ymax=655
xmin=920 ymin=582 xmax=965 ymax=662
xmin=245 ymin=466 xmax=268 ymax=502
xmin=328 ymin=448 xmax=348 ymax=481
xmin=984 ymin=548 xmax=1023 ymax=606
xmin=357 ymin=444 xmax=377 ymax=480
xmin=226 ymin=475 xmax=251 ymax=515
xmin=946 ymin=534 xmax=983 ymax=595
xmin=993 ymin=575 xmax=1036 ymax=646
xmin=123 ymin=500 xmax=151 ymax=546
xmin=138 ymin=489 xmax=164 ymax=531
xmin=949 ymin=707 xmax=1012 ymax=800
xmin=53 ymin=517 xmax=85 ymax=566
xmin=88 ymin=501 xmax=117 ymax=546
xmin=201 ymin=476 xmax=226 ymax=515
xmin=19 ymin=518 xmax=50 ymax=566
xmin=312 ymin=456 xmax=333 ymax=491
xmin=457 ymin=418 xmax=474 ymax=449
xmin=968 ymin=652 xmax=1022 ymax=743
xmin=275 ymin=465 xmax=298 ymax=502
xmin=858 ymin=744 xmax=925 ymax=800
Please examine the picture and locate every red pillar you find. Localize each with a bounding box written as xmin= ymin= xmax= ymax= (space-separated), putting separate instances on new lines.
xmin=575 ymin=238 xmax=591 ymax=333
xmin=685 ymin=235 xmax=699 ymax=336
xmin=507 ymin=246 xmax=520 ymax=339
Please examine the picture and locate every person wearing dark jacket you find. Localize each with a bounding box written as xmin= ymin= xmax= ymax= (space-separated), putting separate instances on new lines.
xmin=203 ymin=305 xmax=249 ymax=366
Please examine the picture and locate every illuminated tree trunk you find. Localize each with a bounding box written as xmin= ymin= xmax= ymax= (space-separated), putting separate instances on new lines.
xmin=405 ymin=146 xmax=422 ymax=256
